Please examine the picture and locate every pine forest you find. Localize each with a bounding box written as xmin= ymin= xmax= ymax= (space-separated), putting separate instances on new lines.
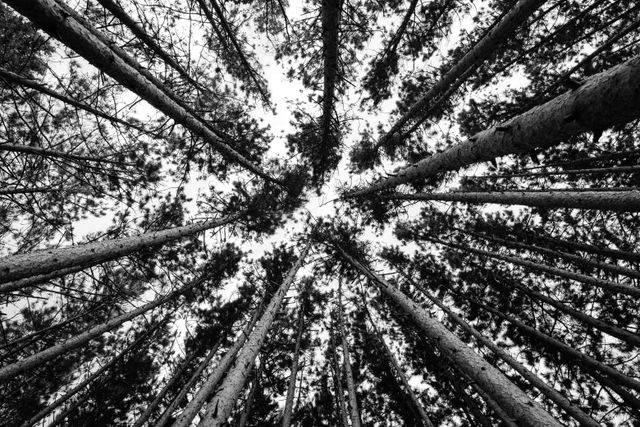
xmin=1 ymin=0 xmax=640 ymax=425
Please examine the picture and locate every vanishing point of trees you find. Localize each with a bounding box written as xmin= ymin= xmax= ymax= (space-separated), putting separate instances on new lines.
xmin=1 ymin=0 xmax=639 ymax=425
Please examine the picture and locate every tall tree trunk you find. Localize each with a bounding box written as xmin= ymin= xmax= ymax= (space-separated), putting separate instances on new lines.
xmin=282 ymin=293 xmax=306 ymax=427
xmin=384 ymin=189 xmax=640 ymax=212
xmin=459 ymin=228 xmax=640 ymax=280
xmin=329 ymin=333 xmax=351 ymax=427
xmin=0 ymin=212 xmax=242 ymax=286
xmin=366 ymin=310 xmax=434 ymax=427
xmin=440 ymin=364 xmax=492 ymax=427
xmin=466 ymin=296 xmax=640 ymax=392
xmin=0 ymin=142 xmax=131 ymax=165
xmin=173 ymin=304 xmax=265 ymax=427
xmin=336 ymin=287 xmax=361 ymax=427
xmin=131 ymin=350 xmax=200 ymax=427
xmin=527 ymin=233 xmax=640 ymax=264
xmin=319 ymin=0 xmax=341 ymax=146
xmin=349 ymin=54 xmax=640 ymax=196
xmin=197 ymin=241 xmax=311 ymax=425
xmin=426 ymin=237 xmax=640 ymax=298
xmin=0 ymin=67 xmax=147 ymax=133
xmin=237 ymin=362 xmax=263 ymax=427
xmin=155 ymin=339 xmax=223 ymax=427
xmin=0 ymin=264 xmax=91 ymax=294
xmin=21 ymin=318 xmax=164 ymax=426
xmin=333 ymin=244 xmax=561 ymax=427
xmin=392 ymin=267 xmax=599 ymax=426
xmin=469 ymin=381 xmax=518 ymax=427
xmin=473 ymin=165 xmax=640 ymax=179
xmin=375 ymin=0 xmax=545 ymax=149
xmin=4 ymin=0 xmax=280 ymax=184
xmin=0 ymin=278 xmax=197 ymax=381
xmin=95 ymin=0 xmax=205 ymax=91
xmin=521 ymin=148 xmax=640 ymax=171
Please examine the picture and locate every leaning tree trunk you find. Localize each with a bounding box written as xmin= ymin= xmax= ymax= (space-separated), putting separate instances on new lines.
xmin=4 ymin=0 xmax=279 ymax=184
xmin=0 ymin=264 xmax=92 ymax=294
xmin=441 ymin=364 xmax=492 ymax=427
xmin=375 ymin=0 xmax=545 ymax=149
xmin=468 ymin=380 xmax=518 ymax=427
xmin=459 ymin=228 xmax=640 ymax=280
xmin=131 ymin=350 xmax=200 ymax=427
xmin=337 ymin=287 xmax=361 ymax=427
xmin=395 ymin=269 xmax=600 ymax=426
xmin=21 ymin=318 xmax=164 ymax=427
xmin=473 ymin=165 xmax=640 ymax=179
xmin=155 ymin=339 xmax=223 ymax=427
xmin=0 ymin=142 xmax=130 ymax=165
xmin=467 ymin=297 xmax=640 ymax=392
xmin=384 ymin=189 xmax=640 ymax=212
xmin=333 ymin=244 xmax=561 ymax=427
xmin=528 ymin=233 xmax=640 ymax=264
xmin=427 ymin=237 xmax=640 ymax=298
xmin=349 ymin=53 xmax=640 ymax=196
xmin=330 ymin=334 xmax=351 ymax=427
xmin=237 ymin=362 xmax=264 ymax=427
xmin=0 ymin=277 xmax=197 ymax=381
xmin=367 ymin=311 xmax=434 ymax=427
xmin=197 ymin=241 xmax=311 ymax=426
xmin=0 ymin=212 xmax=242 ymax=286
xmin=173 ymin=303 xmax=265 ymax=427
xmin=282 ymin=293 xmax=306 ymax=427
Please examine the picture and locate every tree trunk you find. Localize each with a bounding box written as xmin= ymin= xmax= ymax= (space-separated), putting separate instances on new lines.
xmin=0 ymin=278 xmax=197 ymax=381
xmin=0 ymin=142 xmax=130 ymax=165
xmin=21 ymin=318 xmax=164 ymax=426
xmin=237 ymin=362 xmax=263 ymax=427
xmin=528 ymin=233 xmax=640 ymax=264
xmin=173 ymin=304 xmax=265 ymax=427
xmin=0 ymin=264 xmax=91 ymax=294
xmin=337 ymin=287 xmax=361 ymax=427
xmin=427 ymin=237 xmax=640 ymax=298
xmin=0 ymin=67 xmax=147 ymax=133
xmin=385 ymin=189 xmax=640 ymax=212
xmin=197 ymin=241 xmax=311 ymax=426
xmin=472 ymin=165 xmax=640 ymax=179
xmin=4 ymin=0 xmax=280 ymax=184
xmin=521 ymin=148 xmax=640 ymax=171
xmin=393 ymin=267 xmax=599 ymax=426
xmin=460 ymin=228 xmax=640 ymax=280
xmin=350 ymin=53 xmax=640 ymax=196
xmin=320 ymin=0 xmax=341 ymax=146
xmin=282 ymin=294 xmax=306 ymax=427
xmin=155 ymin=339 xmax=222 ymax=427
xmin=469 ymin=381 xmax=518 ymax=427
xmin=469 ymin=297 xmax=640 ymax=392
xmin=330 ymin=334 xmax=351 ymax=427
xmin=441 ymin=364 xmax=492 ymax=427
xmin=0 ymin=186 xmax=64 ymax=196
xmin=95 ymin=0 xmax=204 ymax=91
xmin=367 ymin=312 xmax=434 ymax=427
xmin=131 ymin=350 xmax=200 ymax=427
xmin=376 ymin=0 xmax=545 ymax=149
xmin=333 ymin=244 xmax=561 ymax=427
xmin=0 ymin=212 xmax=242 ymax=286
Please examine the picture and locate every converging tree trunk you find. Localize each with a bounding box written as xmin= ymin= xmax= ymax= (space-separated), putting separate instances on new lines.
xmin=282 ymin=292 xmax=306 ymax=427
xmin=330 ymin=333 xmax=351 ymax=427
xmin=319 ymin=0 xmax=341 ymax=147
xmin=337 ymin=286 xmax=361 ymax=427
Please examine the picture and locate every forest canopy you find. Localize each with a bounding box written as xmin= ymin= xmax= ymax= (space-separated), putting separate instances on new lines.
xmin=1 ymin=0 xmax=640 ymax=426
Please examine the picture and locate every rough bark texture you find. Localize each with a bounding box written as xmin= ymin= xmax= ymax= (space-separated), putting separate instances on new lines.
xmin=131 ymin=350 xmax=200 ymax=427
xmin=282 ymin=297 xmax=305 ymax=427
xmin=0 ymin=279 xmax=196 ymax=381
xmin=386 ymin=190 xmax=640 ymax=211
xmin=472 ymin=298 xmax=640 ymax=392
xmin=428 ymin=237 xmax=640 ymax=298
xmin=4 ymin=0 xmax=279 ymax=184
xmin=173 ymin=306 xmax=264 ymax=427
xmin=0 ymin=212 xmax=242 ymax=285
xmin=198 ymin=241 xmax=310 ymax=426
xmin=376 ymin=0 xmax=545 ymax=149
xmin=21 ymin=319 xmax=163 ymax=427
xmin=0 ymin=264 xmax=90 ymax=294
xmin=351 ymin=54 xmax=640 ymax=196
xmin=156 ymin=340 xmax=222 ymax=427
xmin=337 ymin=289 xmax=361 ymax=427
xmin=334 ymin=245 xmax=561 ymax=427
xmin=399 ymin=271 xmax=599 ymax=426
xmin=469 ymin=382 xmax=518 ymax=427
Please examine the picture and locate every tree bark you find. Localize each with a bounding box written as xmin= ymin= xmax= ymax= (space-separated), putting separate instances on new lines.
xmin=155 ymin=340 xmax=222 ymax=427
xmin=528 ymin=233 xmax=640 ymax=264
xmin=197 ymin=241 xmax=311 ymax=426
xmin=131 ymin=350 xmax=200 ymax=427
xmin=282 ymin=294 xmax=306 ymax=427
xmin=4 ymin=0 xmax=280 ymax=184
xmin=330 ymin=333 xmax=351 ymax=427
xmin=0 ymin=264 xmax=91 ymax=294
xmin=469 ymin=381 xmax=518 ymax=427
xmin=21 ymin=318 xmax=164 ymax=427
xmin=172 ymin=304 xmax=264 ymax=427
xmin=394 ymin=269 xmax=600 ymax=426
xmin=0 ymin=212 xmax=242 ymax=286
xmin=427 ymin=236 xmax=640 ymax=298
xmin=471 ymin=165 xmax=640 ymax=179
xmin=237 ymin=362 xmax=263 ymax=427
xmin=375 ymin=0 xmax=545 ymax=149
xmin=0 ymin=278 xmax=197 ymax=381
xmin=333 ymin=244 xmax=561 ymax=427
xmin=319 ymin=0 xmax=341 ymax=146
xmin=384 ymin=189 xmax=640 ymax=212
xmin=336 ymin=287 xmax=361 ymax=427
xmin=350 ymin=53 xmax=640 ymax=196
xmin=441 ymin=365 xmax=492 ymax=427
